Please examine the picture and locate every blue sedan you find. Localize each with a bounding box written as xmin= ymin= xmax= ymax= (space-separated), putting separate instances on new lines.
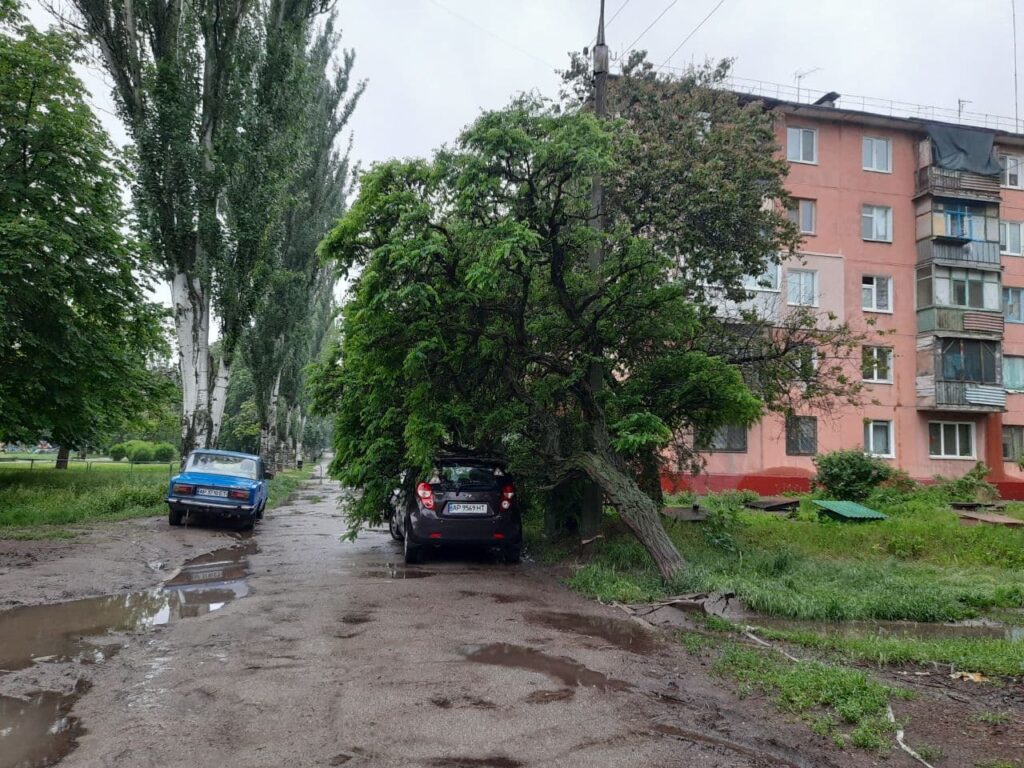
xmin=167 ymin=450 xmax=271 ymax=530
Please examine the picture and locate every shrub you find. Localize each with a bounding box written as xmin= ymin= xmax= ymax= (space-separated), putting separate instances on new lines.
xmin=152 ymin=443 xmax=176 ymax=462
xmin=128 ymin=445 xmax=153 ymax=463
xmin=813 ymin=450 xmax=894 ymax=502
xmin=108 ymin=443 xmax=127 ymax=462
xmin=934 ymin=462 xmax=999 ymax=503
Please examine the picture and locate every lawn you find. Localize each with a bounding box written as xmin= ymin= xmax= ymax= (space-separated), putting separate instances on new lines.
xmin=0 ymin=465 xmax=309 ymax=536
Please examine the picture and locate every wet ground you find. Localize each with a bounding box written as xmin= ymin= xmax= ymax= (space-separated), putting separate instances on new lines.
xmin=0 ymin=472 xmax=1018 ymax=767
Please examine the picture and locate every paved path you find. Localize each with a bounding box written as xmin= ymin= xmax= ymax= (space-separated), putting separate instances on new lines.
xmin=60 ymin=473 xmax=899 ymax=768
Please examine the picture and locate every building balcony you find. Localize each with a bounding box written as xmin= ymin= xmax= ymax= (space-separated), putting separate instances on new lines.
xmin=916 ymin=378 xmax=1006 ymax=412
xmin=915 ymin=166 xmax=1001 ymax=202
xmin=916 ymin=239 xmax=1001 ymax=269
xmin=917 ymin=307 xmax=1004 ymax=336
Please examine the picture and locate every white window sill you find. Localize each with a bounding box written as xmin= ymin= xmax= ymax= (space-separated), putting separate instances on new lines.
xmin=863 ymin=167 xmax=893 ymax=174
xmin=862 ymin=308 xmax=893 ymax=315
xmin=787 ymin=302 xmax=819 ymax=308
xmin=867 ymin=453 xmax=895 ymax=459
xmin=1000 ymin=251 xmax=1022 ymax=257
xmin=929 ymin=455 xmax=978 ymax=461
xmin=788 ymin=159 xmax=818 ymax=165
xmin=863 ymin=379 xmax=893 ymax=385
xmin=863 ymin=238 xmax=893 ymax=244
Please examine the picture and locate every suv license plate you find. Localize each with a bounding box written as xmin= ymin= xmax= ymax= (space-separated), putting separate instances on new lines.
xmin=197 ymin=488 xmax=229 ymax=498
xmin=446 ymin=502 xmax=487 ymax=515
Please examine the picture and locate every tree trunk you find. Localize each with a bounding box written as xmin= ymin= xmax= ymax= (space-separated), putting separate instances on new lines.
xmin=55 ymin=445 xmax=70 ymax=470
xmin=295 ymin=408 xmax=305 ymax=466
xmin=172 ymin=271 xmax=211 ymax=456
xmin=638 ymin=449 xmax=665 ymax=509
xmin=574 ymin=451 xmax=686 ymax=583
xmin=259 ymin=370 xmax=282 ymax=467
xmin=208 ymin=352 xmax=232 ymax=447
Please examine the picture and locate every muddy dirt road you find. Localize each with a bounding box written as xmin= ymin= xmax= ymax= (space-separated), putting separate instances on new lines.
xmin=1 ymin=473 xmax=919 ymax=768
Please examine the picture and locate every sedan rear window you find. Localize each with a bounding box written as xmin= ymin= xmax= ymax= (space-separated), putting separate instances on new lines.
xmin=435 ymin=463 xmax=504 ymax=489
xmin=187 ymin=453 xmax=258 ymax=479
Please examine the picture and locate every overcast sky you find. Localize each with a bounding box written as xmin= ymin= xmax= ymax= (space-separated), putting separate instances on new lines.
xmin=26 ymin=0 xmax=1024 ymax=307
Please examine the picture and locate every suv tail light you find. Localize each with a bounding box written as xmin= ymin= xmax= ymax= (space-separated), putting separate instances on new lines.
xmin=172 ymin=483 xmax=195 ymax=495
xmin=417 ymin=482 xmax=435 ymax=510
xmin=228 ymin=489 xmax=250 ymax=501
xmin=500 ymin=484 xmax=515 ymax=511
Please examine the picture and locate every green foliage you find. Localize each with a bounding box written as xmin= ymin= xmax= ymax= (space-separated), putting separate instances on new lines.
xmin=813 ymin=450 xmax=894 ymax=502
xmin=0 ymin=7 xmax=169 ymax=447
xmin=152 ymin=443 xmax=176 ymax=462
xmin=0 ymin=470 xmax=166 ymax=528
xmin=108 ymin=444 xmax=127 ymax=462
xmin=129 ymin=445 xmax=153 ymax=463
xmin=934 ymin=462 xmax=999 ymax=503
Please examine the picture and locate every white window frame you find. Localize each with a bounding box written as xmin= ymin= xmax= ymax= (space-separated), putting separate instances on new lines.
xmin=742 ymin=262 xmax=781 ymax=292
xmin=1000 ymin=153 xmax=1023 ymax=189
xmin=862 ymin=346 xmax=894 ymax=384
xmin=787 ymin=268 xmax=818 ymax=307
xmin=862 ymin=205 xmax=893 ymax=243
xmin=928 ymin=421 xmax=976 ymax=460
xmin=861 ymin=275 xmax=893 ymax=313
xmin=864 ymin=420 xmax=894 ymax=458
xmin=1004 ymin=355 xmax=1024 ymax=392
xmin=787 ymin=126 xmax=818 ymax=164
xmin=862 ymin=136 xmax=892 ymax=173
xmin=787 ymin=198 xmax=816 ymax=234
xmin=1000 ymin=220 xmax=1023 ymax=256
xmin=1005 ymin=286 xmax=1024 ymax=323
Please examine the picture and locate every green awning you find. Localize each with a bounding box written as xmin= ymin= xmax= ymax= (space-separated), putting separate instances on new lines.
xmin=812 ymin=500 xmax=887 ymax=521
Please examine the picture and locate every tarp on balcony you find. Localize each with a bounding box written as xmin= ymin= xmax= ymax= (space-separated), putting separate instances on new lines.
xmin=927 ymin=124 xmax=1002 ymax=175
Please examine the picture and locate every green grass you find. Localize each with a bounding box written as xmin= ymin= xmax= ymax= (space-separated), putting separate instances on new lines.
xmin=712 ymin=643 xmax=908 ymax=751
xmin=973 ymin=711 xmax=1014 ymax=725
xmin=0 ymin=466 xmax=310 ymax=536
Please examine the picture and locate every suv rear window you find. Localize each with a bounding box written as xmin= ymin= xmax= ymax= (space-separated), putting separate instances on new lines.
xmin=434 ymin=463 xmax=505 ymax=489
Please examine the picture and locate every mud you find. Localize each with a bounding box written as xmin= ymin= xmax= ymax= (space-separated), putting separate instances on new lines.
xmin=0 ymin=688 xmax=86 ymax=768
xmin=461 ymin=643 xmax=632 ymax=692
xmin=749 ymin=615 xmax=1024 ymax=641
xmin=525 ymin=610 xmax=659 ymax=653
xmin=425 ymin=759 xmax=525 ymax=768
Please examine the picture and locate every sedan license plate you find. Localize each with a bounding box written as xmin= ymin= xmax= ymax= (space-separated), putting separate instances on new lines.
xmin=446 ymin=502 xmax=488 ymax=515
xmin=196 ymin=488 xmax=229 ymax=498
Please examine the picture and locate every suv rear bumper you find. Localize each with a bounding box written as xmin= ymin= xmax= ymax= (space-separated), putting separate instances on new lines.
xmin=407 ymin=511 xmax=522 ymax=547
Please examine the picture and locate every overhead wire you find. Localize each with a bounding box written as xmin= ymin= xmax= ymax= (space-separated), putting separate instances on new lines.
xmin=658 ymin=0 xmax=728 ymax=69
xmin=620 ymin=0 xmax=681 ymax=57
xmin=424 ymin=0 xmax=559 ymax=70
xmin=588 ymin=0 xmax=635 ymax=47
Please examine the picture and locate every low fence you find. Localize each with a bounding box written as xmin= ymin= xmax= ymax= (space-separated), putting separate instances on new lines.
xmin=0 ymin=457 xmax=178 ymax=478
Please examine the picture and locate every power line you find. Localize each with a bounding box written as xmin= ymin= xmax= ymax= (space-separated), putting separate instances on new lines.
xmin=621 ymin=0 xmax=681 ymax=56
xmin=425 ymin=0 xmax=559 ymax=70
xmin=588 ymin=0 xmax=634 ymax=47
xmin=658 ymin=0 xmax=728 ymax=69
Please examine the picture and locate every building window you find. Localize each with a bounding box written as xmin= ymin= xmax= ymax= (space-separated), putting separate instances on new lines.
xmin=787 ymin=269 xmax=817 ymax=306
xmin=861 ymin=275 xmax=892 ymax=312
xmin=1004 ymin=356 xmax=1024 ymax=391
xmin=788 ymin=344 xmax=818 ymax=385
xmin=862 ymin=346 xmax=893 ymax=383
xmin=933 ymin=267 xmax=1000 ymax=310
xmin=1000 ymin=153 xmax=1023 ymax=189
xmin=1005 ymin=287 xmax=1024 ymax=323
xmin=1003 ymin=425 xmax=1024 ymax=462
xmin=1000 ymin=221 xmax=1023 ymax=256
xmin=939 ymin=338 xmax=999 ymax=384
xmin=787 ymin=199 xmax=816 ymax=234
xmin=787 ymin=127 xmax=817 ymax=164
xmin=862 ymin=136 xmax=892 ymax=173
xmin=929 ymin=421 xmax=975 ymax=459
xmin=742 ymin=262 xmax=780 ymax=292
xmin=785 ymin=415 xmax=817 ymax=456
xmin=864 ymin=420 xmax=894 ymax=457
xmin=861 ymin=205 xmax=893 ymax=242
xmin=702 ymin=424 xmax=747 ymax=453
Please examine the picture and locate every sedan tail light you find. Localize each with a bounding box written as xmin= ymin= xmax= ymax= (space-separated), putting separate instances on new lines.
xmin=228 ymin=489 xmax=250 ymax=501
xmin=172 ymin=483 xmax=195 ymax=495
xmin=417 ymin=482 xmax=435 ymax=510
xmin=500 ymin=484 xmax=515 ymax=511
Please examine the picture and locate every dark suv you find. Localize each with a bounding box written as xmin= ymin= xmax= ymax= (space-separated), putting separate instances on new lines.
xmin=389 ymin=456 xmax=522 ymax=565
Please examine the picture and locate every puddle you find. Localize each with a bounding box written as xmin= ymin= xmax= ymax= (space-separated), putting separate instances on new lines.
xmin=461 ymin=643 xmax=631 ymax=691
xmin=0 ymin=540 xmax=256 ymax=768
xmin=425 ymin=759 xmax=524 ymax=768
xmin=0 ymin=689 xmax=85 ymax=768
xmin=349 ymin=564 xmax=434 ymax=579
xmin=525 ymin=610 xmax=657 ymax=653
xmin=748 ymin=616 xmax=1024 ymax=642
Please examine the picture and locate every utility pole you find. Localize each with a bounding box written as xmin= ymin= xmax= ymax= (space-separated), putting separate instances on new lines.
xmin=580 ymin=0 xmax=608 ymax=539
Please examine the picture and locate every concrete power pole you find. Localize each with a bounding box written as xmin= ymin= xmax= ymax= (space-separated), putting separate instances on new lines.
xmin=580 ymin=0 xmax=609 ymax=539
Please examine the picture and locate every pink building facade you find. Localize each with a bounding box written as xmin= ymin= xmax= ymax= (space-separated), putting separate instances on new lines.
xmin=664 ymin=96 xmax=1024 ymax=498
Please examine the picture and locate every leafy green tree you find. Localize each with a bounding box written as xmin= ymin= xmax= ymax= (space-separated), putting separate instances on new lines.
xmin=0 ymin=4 xmax=168 ymax=464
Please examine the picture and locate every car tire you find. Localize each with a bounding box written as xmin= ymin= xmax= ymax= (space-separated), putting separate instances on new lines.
xmin=503 ymin=546 xmax=522 ymax=565
xmin=239 ymin=514 xmax=256 ymax=532
xmin=389 ymin=512 xmax=404 ymax=541
xmin=256 ymin=502 xmax=265 ymax=521
xmin=168 ymin=509 xmax=183 ymax=526
xmin=403 ymin=526 xmax=422 ymax=564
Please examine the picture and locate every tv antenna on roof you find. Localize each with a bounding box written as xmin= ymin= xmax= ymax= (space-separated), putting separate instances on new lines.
xmin=794 ymin=67 xmax=822 ymax=103
xmin=958 ymin=98 xmax=972 ymax=120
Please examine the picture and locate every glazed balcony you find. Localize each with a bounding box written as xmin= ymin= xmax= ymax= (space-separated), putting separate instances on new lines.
xmin=916 ymin=239 xmax=1001 ymax=269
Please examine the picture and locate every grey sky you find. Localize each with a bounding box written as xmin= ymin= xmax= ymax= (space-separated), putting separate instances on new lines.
xmin=25 ymin=0 xmax=1024 ymax=309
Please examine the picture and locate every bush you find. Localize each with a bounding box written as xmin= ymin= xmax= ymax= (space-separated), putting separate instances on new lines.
xmin=813 ymin=450 xmax=894 ymax=502
xmin=152 ymin=443 xmax=176 ymax=462
xmin=108 ymin=443 xmax=127 ymax=462
xmin=128 ymin=445 xmax=153 ymax=463
xmin=934 ymin=462 xmax=999 ymax=503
